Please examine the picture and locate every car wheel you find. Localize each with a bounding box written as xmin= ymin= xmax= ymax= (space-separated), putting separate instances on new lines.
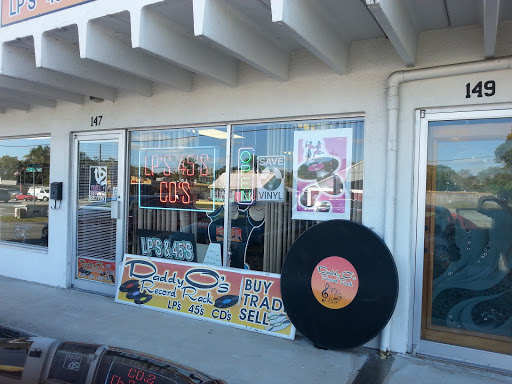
xmin=24 ymin=197 xmax=28 ymax=201
xmin=43 ymin=197 xmax=49 ymax=202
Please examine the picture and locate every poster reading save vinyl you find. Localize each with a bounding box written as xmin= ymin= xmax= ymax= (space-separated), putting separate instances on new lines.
xmin=2 ymin=0 xmax=95 ymax=27
xmin=116 ymin=255 xmax=296 ymax=340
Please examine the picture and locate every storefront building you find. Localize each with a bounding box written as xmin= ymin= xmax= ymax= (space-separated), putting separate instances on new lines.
xmin=0 ymin=0 xmax=511 ymax=372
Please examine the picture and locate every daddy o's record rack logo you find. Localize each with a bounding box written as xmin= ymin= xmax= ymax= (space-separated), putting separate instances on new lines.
xmin=311 ymin=256 xmax=359 ymax=310
xmin=116 ymin=255 xmax=296 ymax=340
xmin=1 ymin=0 xmax=96 ymax=27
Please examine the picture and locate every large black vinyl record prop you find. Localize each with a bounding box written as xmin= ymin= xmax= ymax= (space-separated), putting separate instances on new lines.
xmin=281 ymin=220 xmax=398 ymax=350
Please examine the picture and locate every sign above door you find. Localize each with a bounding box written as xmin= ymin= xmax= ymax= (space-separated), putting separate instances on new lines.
xmin=1 ymin=0 xmax=95 ymax=27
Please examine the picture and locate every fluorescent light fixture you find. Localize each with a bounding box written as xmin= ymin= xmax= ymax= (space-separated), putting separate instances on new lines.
xmin=198 ymin=129 xmax=243 ymax=139
xmin=26 ymin=136 xmax=51 ymax=140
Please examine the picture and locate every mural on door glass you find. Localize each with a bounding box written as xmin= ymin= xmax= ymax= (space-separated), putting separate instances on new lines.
xmin=424 ymin=118 xmax=512 ymax=346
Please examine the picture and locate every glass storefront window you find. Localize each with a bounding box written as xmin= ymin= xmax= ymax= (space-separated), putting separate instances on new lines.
xmin=126 ymin=118 xmax=364 ymax=274
xmin=0 ymin=136 xmax=50 ymax=247
xmin=228 ymin=118 xmax=364 ymax=272
xmin=127 ymin=127 xmax=227 ymax=263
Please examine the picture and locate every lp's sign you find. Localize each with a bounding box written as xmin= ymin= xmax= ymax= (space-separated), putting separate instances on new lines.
xmin=2 ymin=0 xmax=95 ymax=27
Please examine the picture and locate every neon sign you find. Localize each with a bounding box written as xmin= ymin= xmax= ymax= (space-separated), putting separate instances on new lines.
xmin=236 ymin=147 xmax=255 ymax=205
xmin=159 ymin=181 xmax=191 ymax=204
xmin=138 ymin=146 xmax=216 ymax=212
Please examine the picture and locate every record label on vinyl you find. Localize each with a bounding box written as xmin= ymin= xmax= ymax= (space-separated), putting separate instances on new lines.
xmin=311 ymin=256 xmax=359 ymax=309
xmin=281 ymin=220 xmax=398 ymax=350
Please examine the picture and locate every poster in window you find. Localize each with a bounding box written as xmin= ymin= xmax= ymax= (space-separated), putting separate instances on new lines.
xmin=292 ymin=129 xmax=352 ymax=220
xmin=256 ymin=155 xmax=285 ymax=202
xmin=89 ymin=166 xmax=107 ymax=202
xmin=77 ymin=258 xmax=115 ymax=284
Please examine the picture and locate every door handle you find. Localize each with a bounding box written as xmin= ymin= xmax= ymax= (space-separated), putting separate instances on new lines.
xmin=111 ymin=200 xmax=120 ymax=219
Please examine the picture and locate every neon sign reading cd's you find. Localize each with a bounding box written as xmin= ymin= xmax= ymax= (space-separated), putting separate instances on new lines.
xmin=138 ymin=146 xmax=216 ymax=212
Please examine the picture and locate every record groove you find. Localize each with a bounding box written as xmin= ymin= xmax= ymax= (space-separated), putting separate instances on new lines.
xmin=297 ymin=157 xmax=339 ymax=180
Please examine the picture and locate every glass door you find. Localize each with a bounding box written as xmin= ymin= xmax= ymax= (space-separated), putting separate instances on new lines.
xmin=417 ymin=113 xmax=512 ymax=356
xmin=72 ymin=132 xmax=126 ymax=295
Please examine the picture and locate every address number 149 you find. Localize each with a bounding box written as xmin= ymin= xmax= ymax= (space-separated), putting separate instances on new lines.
xmin=465 ymin=81 xmax=495 ymax=98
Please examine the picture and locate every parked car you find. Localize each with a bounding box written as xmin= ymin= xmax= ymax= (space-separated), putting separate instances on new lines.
xmin=0 ymin=189 xmax=10 ymax=202
xmin=14 ymin=193 xmax=36 ymax=201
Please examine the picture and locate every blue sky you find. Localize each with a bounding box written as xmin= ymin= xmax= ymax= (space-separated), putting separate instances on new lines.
xmin=0 ymin=137 xmax=50 ymax=160
xmin=437 ymin=139 xmax=504 ymax=174
xmin=431 ymin=118 xmax=512 ymax=174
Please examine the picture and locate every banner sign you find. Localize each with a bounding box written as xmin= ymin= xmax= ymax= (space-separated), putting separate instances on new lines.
xmin=116 ymin=255 xmax=296 ymax=340
xmin=1 ymin=0 xmax=95 ymax=27
xmin=77 ymin=257 xmax=115 ymax=284
xmin=257 ymin=155 xmax=285 ymax=202
xmin=292 ymin=128 xmax=352 ymax=221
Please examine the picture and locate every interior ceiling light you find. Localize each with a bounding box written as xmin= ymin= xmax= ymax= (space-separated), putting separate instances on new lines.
xmin=199 ymin=129 xmax=243 ymax=139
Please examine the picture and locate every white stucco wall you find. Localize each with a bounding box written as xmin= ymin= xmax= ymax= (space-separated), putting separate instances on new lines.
xmin=0 ymin=19 xmax=511 ymax=355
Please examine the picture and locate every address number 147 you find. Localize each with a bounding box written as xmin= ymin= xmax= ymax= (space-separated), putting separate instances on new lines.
xmin=91 ymin=116 xmax=103 ymax=126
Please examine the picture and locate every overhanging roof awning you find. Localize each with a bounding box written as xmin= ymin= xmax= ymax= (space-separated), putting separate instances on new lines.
xmin=0 ymin=0 xmax=510 ymax=112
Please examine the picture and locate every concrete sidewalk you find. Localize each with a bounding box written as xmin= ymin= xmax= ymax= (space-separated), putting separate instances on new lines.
xmin=1 ymin=276 xmax=511 ymax=384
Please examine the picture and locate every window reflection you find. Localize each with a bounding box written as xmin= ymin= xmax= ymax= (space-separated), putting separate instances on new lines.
xmin=0 ymin=338 xmax=32 ymax=380
xmin=0 ymin=136 xmax=50 ymax=247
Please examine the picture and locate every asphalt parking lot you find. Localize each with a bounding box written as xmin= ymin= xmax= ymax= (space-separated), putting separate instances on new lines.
xmin=1 ymin=276 xmax=512 ymax=384
xmin=0 ymin=200 xmax=48 ymax=245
